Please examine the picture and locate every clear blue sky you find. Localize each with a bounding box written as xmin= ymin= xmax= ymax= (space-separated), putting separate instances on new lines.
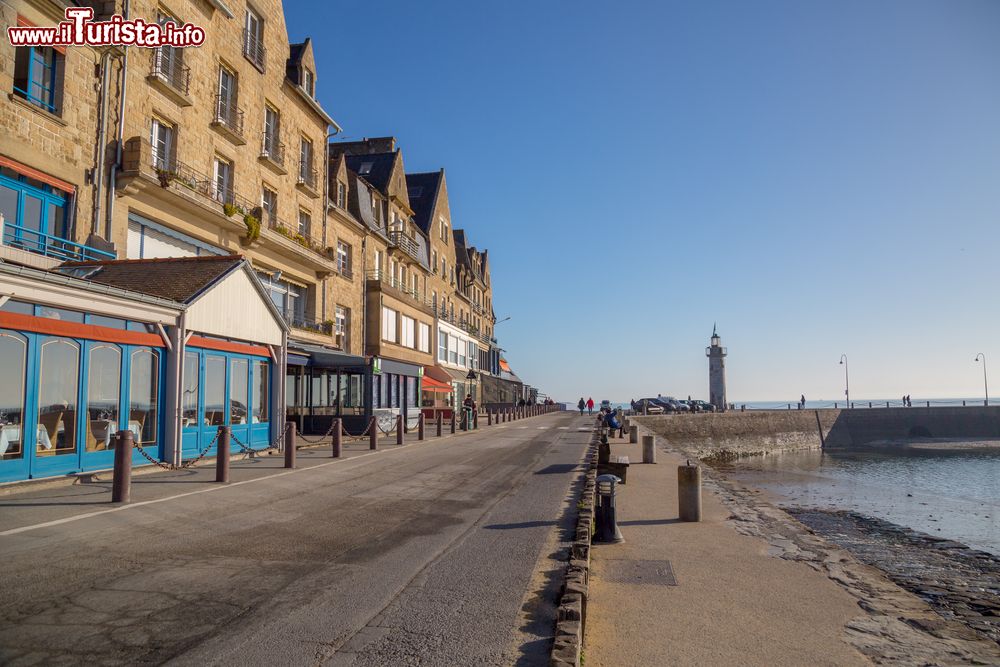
xmin=286 ymin=0 xmax=1000 ymax=403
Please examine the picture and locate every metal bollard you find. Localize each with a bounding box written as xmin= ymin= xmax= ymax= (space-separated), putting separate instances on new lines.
xmin=488 ymin=410 xmax=493 ymax=426
xmin=436 ymin=411 xmax=443 ymax=437
xmin=284 ymin=421 xmax=296 ymax=469
xmin=678 ymin=460 xmax=702 ymax=522
xmin=451 ymin=411 xmax=456 ymax=434
xmin=629 ymin=424 xmax=638 ymax=444
xmin=642 ymin=434 xmax=656 ymax=464
xmin=369 ymin=416 xmax=378 ymax=450
xmin=111 ymin=429 xmax=133 ymax=503
xmin=418 ymin=413 xmax=425 ymax=441
xmin=396 ymin=414 xmax=404 ymax=445
xmin=474 ymin=410 xmax=479 ymax=429
xmin=216 ymin=425 xmax=230 ymax=483
xmin=332 ymin=418 xmax=342 ymax=458
xmin=595 ymin=474 xmax=624 ymax=543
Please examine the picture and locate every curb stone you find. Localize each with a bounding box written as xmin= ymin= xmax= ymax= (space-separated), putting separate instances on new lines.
xmin=549 ymin=427 xmax=599 ymax=667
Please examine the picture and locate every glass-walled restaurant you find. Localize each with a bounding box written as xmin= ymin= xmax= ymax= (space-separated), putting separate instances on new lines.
xmin=0 ymin=256 xmax=287 ymax=484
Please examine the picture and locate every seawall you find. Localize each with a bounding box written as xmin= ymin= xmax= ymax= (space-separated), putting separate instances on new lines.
xmin=635 ymin=406 xmax=1000 ymax=460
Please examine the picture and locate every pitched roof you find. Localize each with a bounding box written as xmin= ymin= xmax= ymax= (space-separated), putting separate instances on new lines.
xmin=343 ymin=153 xmax=396 ymax=194
xmin=57 ymin=255 xmax=245 ymax=304
xmin=406 ymin=171 xmax=442 ymax=235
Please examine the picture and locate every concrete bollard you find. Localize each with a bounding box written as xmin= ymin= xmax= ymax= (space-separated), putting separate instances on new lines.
xmin=629 ymin=424 xmax=638 ymax=444
xmin=642 ymin=434 xmax=656 ymax=464
xmin=488 ymin=410 xmax=493 ymax=426
xmin=474 ymin=410 xmax=479 ymax=429
xmin=437 ymin=411 xmax=443 ymax=437
xmin=369 ymin=416 xmax=378 ymax=450
xmin=396 ymin=414 xmax=404 ymax=445
xmin=418 ymin=413 xmax=425 ymax=441
xmin=111 ymin=429 xmax=133 ymax=503
xmin=678 ymin=461 xmax=702 ymax=522
xmin=332 ymin=418 xmax=342 ymax=458
xmin=451 ymin=411 xmax=456 ymax=434
xmin=216 ymin=425 xmax=230 ymax=483
xmin=284 ymin=421 xmax=296 ymax=469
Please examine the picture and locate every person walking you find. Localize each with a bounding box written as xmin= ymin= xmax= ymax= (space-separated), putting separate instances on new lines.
xmin=800 ymin=394 xmax=806 ymax=410
xmin=586 ymin=397 xmax=594 ymax=416
xmin=578 ymin=398 xmax=586 ymax=416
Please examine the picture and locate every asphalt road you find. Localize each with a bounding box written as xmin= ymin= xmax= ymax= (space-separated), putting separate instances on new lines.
xmin=0 ymin=411 xmax=590 ymax=666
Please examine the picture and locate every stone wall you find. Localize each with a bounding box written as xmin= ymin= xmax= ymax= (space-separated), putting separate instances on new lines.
xmin=636 ymin=406 xmax=1000 ymax=460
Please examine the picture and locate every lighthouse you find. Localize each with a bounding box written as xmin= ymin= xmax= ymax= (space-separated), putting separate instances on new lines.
xmin=706 ymin=325 xmax=727 ymax=412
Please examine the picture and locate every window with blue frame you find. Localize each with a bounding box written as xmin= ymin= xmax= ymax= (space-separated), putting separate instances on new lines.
xmin=0 ymin=166 xmax=74 ymax=258
xmin=13 ymin=46 xmax=60 ymax=114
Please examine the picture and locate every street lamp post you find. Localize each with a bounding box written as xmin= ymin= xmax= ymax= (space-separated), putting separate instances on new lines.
xmin=975 ymin=353 xmax=989 ymax=406
xmin=839 ymin=354 xmax=850 ymax=407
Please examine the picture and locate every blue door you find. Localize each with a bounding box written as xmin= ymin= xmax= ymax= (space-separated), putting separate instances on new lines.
xmin=181 ymin=348 xmax=271 ymax=459
xmin=0 ymin=330 xmax=32 ymax=483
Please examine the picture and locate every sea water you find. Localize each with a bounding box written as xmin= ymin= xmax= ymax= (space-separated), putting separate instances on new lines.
xmin=719 ymin=446 xmax=1000 ymax=555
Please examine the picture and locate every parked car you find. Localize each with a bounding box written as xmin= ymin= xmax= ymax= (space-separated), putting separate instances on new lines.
xmin=688 ymin=400 xmax=716 ymax=413
xmin=650 ymin=397 xmax=678 ymax=413
xmin=635 ymin=398 xmax=664 ymax=414
xmin=661 ymin=396 xmax=689 ymax=412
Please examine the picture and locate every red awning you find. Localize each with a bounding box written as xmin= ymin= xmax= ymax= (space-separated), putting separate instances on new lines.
xmin=422 ymin=375 xmax=453 ymax=393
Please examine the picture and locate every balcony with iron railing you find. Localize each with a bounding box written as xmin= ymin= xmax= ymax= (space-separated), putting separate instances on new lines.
xmin=436 ymin=307 xmax=491 ymax=344
xmin=148 ymin=48 xmax=191 ymax=105
xmin=387 ymin=230 xmax=421 ymax=261
xmin=286 ymin=313 xmax=333 ymax=336
xmin=366 ymin=270 xmax=435 ymax=314
xmin=260 ymin=212 xmax=325 ymax=255
xmin=243 ymin=28 xmax=266 ymax=71
xmin=296 ymin=162 xmax=318 ymax=197
xmin=259 ymin=132 xmax=286 ymax=173
xmin=1 ymin=220 xmax=116 ymax=263
xmin=335 ymin=258 xmax=353 ymax=279
xmin=211 ymin=94 xmax=246 ymax=145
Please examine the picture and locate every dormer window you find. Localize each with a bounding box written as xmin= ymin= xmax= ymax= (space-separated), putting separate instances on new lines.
xmin=302 ymin=68 xmax=314 ymax=97
xmin=336 ymin=181 xmax=347 ymax=208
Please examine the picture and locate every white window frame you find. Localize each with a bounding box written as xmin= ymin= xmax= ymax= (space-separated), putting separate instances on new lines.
xmin=381 ymin=306 xmax=397 ymax=343
xmin=401 ymin=315 xmax=415 ymax=349
xmin=418 ymin=322 xmax=430 ymax=353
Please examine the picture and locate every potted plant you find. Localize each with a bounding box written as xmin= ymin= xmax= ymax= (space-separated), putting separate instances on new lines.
xmin=156 ymin=168 xmax=176 ymax=187
xmin=223 ymin=202 xmax=239 ymax=217
xmin=243 ymin=213 xmax=261 ymax=242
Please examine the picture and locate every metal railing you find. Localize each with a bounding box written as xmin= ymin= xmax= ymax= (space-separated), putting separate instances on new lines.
xmin=297 ymin=163 xmax=317 ymax=190
xmin=2 ymin=222 xmax=116 ymax=262
xmin=388 ymin=230 xmax=420 ymax=261
xmin=336 ymin=260 xmax=353 ymax=279
xmin=150 ymin=48 xmax=190 ymax=94
xmin=260 ymin=132 xmax=284 ymax=167
xmin=243 ymin=28 xmax=266 ymax=70
xmin=287 ymin=313 xmax=333 ymax=336
xmin=213 ymin=94 xmax=245 ymax=140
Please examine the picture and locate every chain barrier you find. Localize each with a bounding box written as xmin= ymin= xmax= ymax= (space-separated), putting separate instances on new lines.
xmin=342 ymin=419 xmax=372 ymax=438
xmin=230 ymin=422 xmax=290 ymax=457
xmin=296 ymin=422 xmax=335 ymax=445
xmin=129 ymin=430 xmax=220 ymax=471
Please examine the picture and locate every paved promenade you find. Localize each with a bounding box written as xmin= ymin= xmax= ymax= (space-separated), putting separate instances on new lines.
xmin=0 ymin=411 xmax=587 ymax=665
xmin=584 ymin=426 xmax=868 ymax=666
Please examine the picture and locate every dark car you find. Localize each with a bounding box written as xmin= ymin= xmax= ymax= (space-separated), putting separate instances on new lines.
xmin=634 ymin=398 xmax=664 ymax=415
xmin=689 ymin=400 xmax=716 ymax=413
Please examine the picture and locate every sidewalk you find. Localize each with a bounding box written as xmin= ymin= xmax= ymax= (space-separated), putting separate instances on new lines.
xmin=583 ymin=426 xmax=868 ymax=666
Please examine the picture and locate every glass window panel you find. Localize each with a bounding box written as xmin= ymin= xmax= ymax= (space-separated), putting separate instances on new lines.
xmin=183 ymin=352 xmax=199 ymax=427
xmin=0 ymin=300 xmax=33 ymax=315
xmin=127 ymin=321 xmax=154 ymax=333
xmin=230 ymin=358 xmax=248 ymax=425
xmin=253 ymin=360 xmax=269 ymax=423
xmin=0 ymin=331 xmax=27 ymax=460
xmin=204 ymin=356 xmax=226 ymax=426
xmin=22 ymin=195 xmax=42 ymax=233
xmin=38 ymin=306 xmax=84 ymax=323
xmin=88 ymin=314 xmax=127 ymax=329
xmin=38 ymin=337 xmax=79 ymax=456
xmin=129 ymin=348 xmax=159 ymax=446
xmin=0 ymin=183 xmax=17 ymax=231
xmin=389 ymin=374 xmax=398 ymax=408
xmin=86 ymin=344 xmax=121 ymax=451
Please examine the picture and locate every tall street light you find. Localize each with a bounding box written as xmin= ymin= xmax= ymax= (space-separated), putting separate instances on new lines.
xmin=839 ymin=354 xmax=850 ymax=407
xmin=975 ymin=353 xmax=989 ymax=406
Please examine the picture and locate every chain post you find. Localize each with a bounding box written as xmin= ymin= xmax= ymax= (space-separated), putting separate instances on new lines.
xmin=396 ymin=414 xmax=404 ymax=445
xmin=111 ymin=429 xmax=133 ymax=503
xmin=418 ymin=413 xmax=425 ymax=441
xmin=332 ymin=418 xmax=342 ymax=458
xmin=474 ymin=409 xmax=479 ymax=429
xmin=216 ymin=425 xmax=231 ymax=483
xmin=436 ymin=411 xmax=443 ymax=437
xmin=369 ymin=416 xmax=378 ymax=450
xmin=488 ymin=410 xmax=493 ymax=426
xmin=284 ymin=421 xmax=296 ymax=469
xmin=450 ymin=410 xmax=456 ymax=434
